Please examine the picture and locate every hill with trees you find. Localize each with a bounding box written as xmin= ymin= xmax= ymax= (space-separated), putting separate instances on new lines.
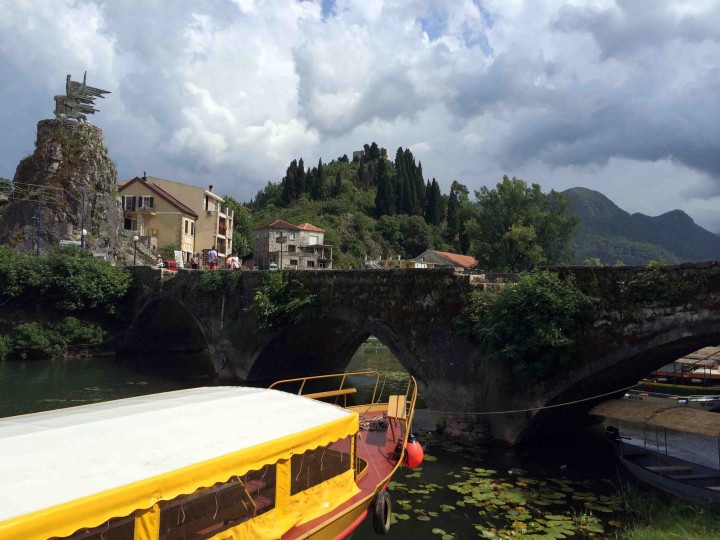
xmin=224 ymin=143 xmax=577 ymax=270
xmin=221 ymin=144 xmax=719 ymax=270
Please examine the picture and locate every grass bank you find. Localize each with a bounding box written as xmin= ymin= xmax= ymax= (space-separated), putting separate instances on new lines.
xmin=615 ymin=485 xmax=720 ymax=539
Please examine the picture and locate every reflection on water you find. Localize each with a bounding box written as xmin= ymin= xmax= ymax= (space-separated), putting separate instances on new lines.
xmin=0 ymin=353 xmax=214 ymax=418
xmin=347 ymin=341 xmax=625 ymax=539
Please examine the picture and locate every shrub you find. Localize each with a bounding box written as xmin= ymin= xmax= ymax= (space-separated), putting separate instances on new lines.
xmin=462 ymin=271 xmax=598 ymax=380
xmin=248 ymin=271 xmax=318 ymax=329
xmin=619 ymin=260 xmax=698 ymax=304
xmin=42 ymin=249 xmax=131 ymax=313
xmin=7 ymin=317 xmax=105 ymax=360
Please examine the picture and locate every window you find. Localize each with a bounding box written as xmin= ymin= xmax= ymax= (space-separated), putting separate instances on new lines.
xmin=290 ymin=259 xmax=298 ymax=266
xmin=287 ymin=245 xmax=296 ymax=253
xmin=123 ymin=218 xmax=137 ymax=231
xmin=306 ymin=261 xmax=315 ymax=267
xmin=289 ymin=232 xmax=296 ymax=240
xmin=59 ymin=515 xmax=134 ymax=540
xmin=291 ymin=437 xmax=352 ymax=495
xmin=138 ymin=196 xmax=154 ymax=208
xmin=184 ymin=220 xmax=188 ymax=234
xmin=191 ymin=222 xmax=195 ymax=235
xmin=121 ymin=196 xmax=136 ymax=211
xmin=159 ymin=465 xmax=276 ymax=540
xmin=308 ymin=235 xmax=318 ymax=246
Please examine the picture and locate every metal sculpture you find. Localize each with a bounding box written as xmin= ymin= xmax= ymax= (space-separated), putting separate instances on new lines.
xmin=54 ymin=71 xmax=110 ymax=122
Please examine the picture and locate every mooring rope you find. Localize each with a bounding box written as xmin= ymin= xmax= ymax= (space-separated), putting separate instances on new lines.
xmin=422 ymin=383 xmax=639 ymax=416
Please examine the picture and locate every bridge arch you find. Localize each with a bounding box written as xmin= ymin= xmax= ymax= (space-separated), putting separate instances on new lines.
xmin=518 ymin=316 xmax=720 ymax=442
xmin=244 ymin=305 xmax=422 ymax=387
xmin=117 ymin=292 xmax=216 ymax=376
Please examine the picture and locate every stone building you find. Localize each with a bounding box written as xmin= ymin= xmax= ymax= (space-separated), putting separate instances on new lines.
xmin=253 ymin=220 xmax=333 ymax=270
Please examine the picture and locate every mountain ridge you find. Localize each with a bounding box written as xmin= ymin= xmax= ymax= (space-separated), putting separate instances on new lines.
xmin=563 ymin=187 xmax=720 ymax=265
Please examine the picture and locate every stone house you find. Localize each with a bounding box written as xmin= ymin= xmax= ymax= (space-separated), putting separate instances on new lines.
xmin=254 ymin=220 xmax=333 ymax=270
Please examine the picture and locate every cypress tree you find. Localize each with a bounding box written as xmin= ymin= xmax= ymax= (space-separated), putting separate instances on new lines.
xmin=315 ymin=159 xmax=324 ymax=199
xmin=446 ymin=187 xmax=460 ymax=246
xmin=296 ymin=158 xmax=306 ymax=196
xmin=332 ymin=172 xmax=342 ymax=197
xmin=374 ymin=161 xmax=395 ymax=216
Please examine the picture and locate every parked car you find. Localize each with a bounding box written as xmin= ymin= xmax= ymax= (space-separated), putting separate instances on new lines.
xmin=269 ymin=262 xmax=278 ymax=271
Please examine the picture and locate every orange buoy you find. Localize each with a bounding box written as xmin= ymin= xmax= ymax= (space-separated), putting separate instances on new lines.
xmin=403 ymin=434 xmax=424 ymax=468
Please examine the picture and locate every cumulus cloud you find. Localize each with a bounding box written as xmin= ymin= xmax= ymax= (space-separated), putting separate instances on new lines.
xmin=0 ymin=0 xmax=719 ymax=231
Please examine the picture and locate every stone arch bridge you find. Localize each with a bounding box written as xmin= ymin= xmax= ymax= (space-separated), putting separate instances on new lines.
xmin=119 ymin=264 xmax=720 ymax=445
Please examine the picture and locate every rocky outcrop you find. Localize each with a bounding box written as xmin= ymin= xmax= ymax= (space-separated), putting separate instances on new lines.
xmin=0 ymin=119 xmax=122 ymax=256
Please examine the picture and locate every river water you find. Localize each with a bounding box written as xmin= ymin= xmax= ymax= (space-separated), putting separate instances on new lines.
xmin=1 ymin=343 xmax=634 ymax=539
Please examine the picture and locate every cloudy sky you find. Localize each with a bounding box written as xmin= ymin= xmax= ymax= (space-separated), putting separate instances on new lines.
xmin=1 ymin=0 xmax=719 ymax=231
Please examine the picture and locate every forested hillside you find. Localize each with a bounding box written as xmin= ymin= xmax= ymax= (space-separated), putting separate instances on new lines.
xmin=565 ymin=187 xmax=720 ymax=265
xmin=225 ymin=143 xmax=475 ymax=269
xmin=221 ymin=146 xmax=720 ymax=270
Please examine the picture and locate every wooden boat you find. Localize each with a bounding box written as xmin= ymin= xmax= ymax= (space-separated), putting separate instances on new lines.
xmin=638 ymin=347 xmax=720 ymax=395
xmin=0 ymin=371 xmax=421 ymax=540
xmin=590 ymin=399 xmax=720 ymax=506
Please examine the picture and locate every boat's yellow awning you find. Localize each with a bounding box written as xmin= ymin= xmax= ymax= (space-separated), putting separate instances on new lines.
xmin=0 ymin=387 xmax=358 ymax=539
xmin=590 ymin=399 xmax=720 ymax=438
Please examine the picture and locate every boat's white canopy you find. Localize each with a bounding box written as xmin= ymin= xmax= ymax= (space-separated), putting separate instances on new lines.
xmin=0 ymin=386 xmax=356 ymax=525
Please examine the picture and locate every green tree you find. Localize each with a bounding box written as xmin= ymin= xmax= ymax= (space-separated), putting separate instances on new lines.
xmin=425 ymin=178 xmax=444 ymax=225
xmin=374 ymin=161 xmax=395 ymax=216
xmin=332 ymin=172 xmax=342 ymax=197
xmin=445 ymin=185 xmax=460 ymax=246
xmin=468 ymin=176 xmax=578 ymax=271
xmin=311 ymin=159 xmax=324 ymax=200
xmin=463 ymin=271 xmax=598 ymax=380
xmin=222 ymin=196 xmax=254 ymax=257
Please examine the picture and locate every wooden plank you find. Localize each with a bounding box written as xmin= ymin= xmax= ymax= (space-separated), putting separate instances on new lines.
xmin=388 ymin=395 xmax=407 ymax=419
xmin=303 ymin=387 xmax=357 ymax=399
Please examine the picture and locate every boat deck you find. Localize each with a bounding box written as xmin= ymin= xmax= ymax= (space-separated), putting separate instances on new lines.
xmin=282 ymin=406 xmax=404 ymax=539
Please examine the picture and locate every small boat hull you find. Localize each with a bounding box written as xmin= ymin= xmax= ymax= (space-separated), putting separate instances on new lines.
xmin=615 ymin=440 xmax=720 ymax=507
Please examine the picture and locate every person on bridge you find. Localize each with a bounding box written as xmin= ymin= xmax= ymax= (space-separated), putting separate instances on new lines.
xmin=208 ymin=246 xmax=218 ymax=270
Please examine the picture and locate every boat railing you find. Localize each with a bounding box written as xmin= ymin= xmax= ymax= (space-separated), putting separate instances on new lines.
xmin=269 ymin=371 xmax=419 ymax=426
xmin=269 ymin=371 xmax=382 ymax=407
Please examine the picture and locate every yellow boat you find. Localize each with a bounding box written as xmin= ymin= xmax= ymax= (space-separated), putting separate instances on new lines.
xmin=0 ymin=371 xmax=421 ymax=540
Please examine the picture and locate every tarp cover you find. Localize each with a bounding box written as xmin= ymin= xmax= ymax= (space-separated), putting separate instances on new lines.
xmin=590 ymin=399 xmax=720 ymax=438
xmin=0 ymin=386 xmax=358 ymax=538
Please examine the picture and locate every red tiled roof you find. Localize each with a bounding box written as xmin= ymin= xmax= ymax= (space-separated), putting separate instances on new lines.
xmin=434 ymin=250 xmax=477 ymax=268
xmin=119 ymin=177 xmax=199 ymax=218
xmin=255 ymin=220 xmax=302 ymax=231
xmin=297 ymin=223 xmax=324 ymax=232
